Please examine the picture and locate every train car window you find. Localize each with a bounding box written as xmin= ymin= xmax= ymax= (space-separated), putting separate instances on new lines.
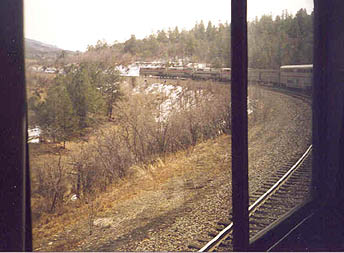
xmin=8 ymin=0 xmax=343 ymax=251
xmin=246 ymin=0 xmax=313 ymax=250
xmin=249 ymin=1 xmax=344 ymax=251
xmin=25 ymin=1 xmax=232 ymax=251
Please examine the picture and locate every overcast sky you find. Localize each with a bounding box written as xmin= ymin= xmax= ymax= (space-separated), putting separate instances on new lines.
xmin=24 ymin=0 xmax=314 ymax=52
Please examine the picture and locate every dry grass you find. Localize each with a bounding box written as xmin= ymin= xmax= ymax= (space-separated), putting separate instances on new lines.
xmin=31 ymin=134 xmax=231 ymax=250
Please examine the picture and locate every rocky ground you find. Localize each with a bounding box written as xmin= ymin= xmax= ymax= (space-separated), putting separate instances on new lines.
xmin=33 ymin=87 xmax=311 ymax=251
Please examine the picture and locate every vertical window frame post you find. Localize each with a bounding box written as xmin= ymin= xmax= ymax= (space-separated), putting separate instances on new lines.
xmin=0 ymin=0 xmax=32 ymax=251
xmin=231 ymin=0 xmax=249 ymax=251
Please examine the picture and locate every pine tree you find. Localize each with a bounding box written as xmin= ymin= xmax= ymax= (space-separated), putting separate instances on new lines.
xmin=35 ymin=78 xmax=77 ymax=146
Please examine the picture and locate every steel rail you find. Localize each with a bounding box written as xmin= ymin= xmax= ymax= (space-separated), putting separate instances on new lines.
xmin=199 ymin=145 xmax=312 ymax=252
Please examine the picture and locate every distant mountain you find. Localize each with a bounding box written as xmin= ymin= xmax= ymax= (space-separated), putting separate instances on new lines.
xmin=25 ymin=38 xmax=74 ymax=60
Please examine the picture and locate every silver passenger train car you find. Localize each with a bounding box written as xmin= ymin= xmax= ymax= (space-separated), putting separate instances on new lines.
xmin=246 ymin=65 xmax=313 ymax=91
xmin=247 ymin=64 xmax=312 ymax=91
xmin=280 ymin=64 xmax=313 ymax=91
xmin=140 ymin=64 xmax=313 ymax=91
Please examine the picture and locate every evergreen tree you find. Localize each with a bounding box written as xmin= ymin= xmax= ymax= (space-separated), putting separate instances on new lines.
xmin=35 ymin=77 xmax=77 ymax=145
xmin=82 ymin=8 xmax=313 ymax=68
xmin=64 ymin=64 xmax=106 ymax=130
xmin=99 ymin=67 xmax=122 ymax=119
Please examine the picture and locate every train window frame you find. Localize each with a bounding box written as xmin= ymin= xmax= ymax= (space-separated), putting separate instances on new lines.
xmin=0 ymin=1 xmax=32 ymax=251
xmin=1 ymin=0 xmax=344 ymax=251
xmin=230 ymin=0 xmax=249 ymax=250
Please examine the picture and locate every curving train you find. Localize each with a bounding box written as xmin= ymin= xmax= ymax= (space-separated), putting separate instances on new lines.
xmin=140 ymin=64 xmax=313 ymax=91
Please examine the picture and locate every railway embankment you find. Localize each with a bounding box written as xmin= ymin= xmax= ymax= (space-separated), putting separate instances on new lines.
xmin=33 ymin=87 xmax=311 ymax=252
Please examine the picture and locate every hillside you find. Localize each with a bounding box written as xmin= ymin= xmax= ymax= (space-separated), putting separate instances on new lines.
xmin=25 ymin=38 xmax=74 ymax=60
xmin=83 ymin=9 xmax=312 ymax=69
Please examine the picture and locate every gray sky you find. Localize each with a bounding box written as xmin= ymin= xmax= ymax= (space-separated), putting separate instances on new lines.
xmin=24 ymin=0 xmax=314 ymax=52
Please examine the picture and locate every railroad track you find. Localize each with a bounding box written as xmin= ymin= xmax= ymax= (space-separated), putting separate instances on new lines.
xmin=188 ymin=145 xmax=312 ymax=251
xmin=259 ymin=85 xmax=312 ymax=105
xmin=188 ymin=88 xmax=312 ymax=251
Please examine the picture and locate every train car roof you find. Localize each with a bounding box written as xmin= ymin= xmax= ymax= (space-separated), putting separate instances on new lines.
xmin=248 ymin=68 xmax=279 ymax=71
xmin=280 ymin=64 xmax=313 ymax=69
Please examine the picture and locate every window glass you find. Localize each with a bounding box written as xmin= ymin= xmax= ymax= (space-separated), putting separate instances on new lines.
xmin=25 ymin=1 xmax=232 ymax=251
xmin=25 ymin=0 xmax=313 ymax=251
xmin=247 ymin=1 xmax=313 ymax=241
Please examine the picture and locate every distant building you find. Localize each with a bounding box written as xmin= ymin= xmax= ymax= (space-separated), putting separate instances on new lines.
xmin=28 ymin=127 xmax=41 ymax=143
